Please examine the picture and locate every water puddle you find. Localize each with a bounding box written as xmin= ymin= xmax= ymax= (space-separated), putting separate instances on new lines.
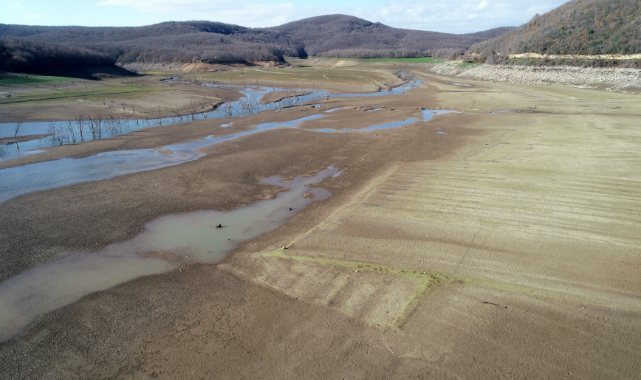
xmin=325 ymin=107 xmax=342 ymax=113
xmin=0 ymin=166 xmax=340 ymax=341
xmin=1 ymin=110 xmax=454 ymax=204
xmin=0 ymin=78 xmax=422 ymax=161
xmin=0 ymin=115 xmax=325 ymax=203
xmin=422 ymin=109 xmax=459 ymax=121
xmin=446 ymin=82 xmax=472 ymax=87
xmin=312 ymin=118 xmax=419 ymax=133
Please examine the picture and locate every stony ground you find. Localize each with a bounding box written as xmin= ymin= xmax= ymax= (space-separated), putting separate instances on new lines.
xmin=432 ymin=62 xmax=641 ymax=92
xmin=1 ymin=63 xmax=640 ymax=379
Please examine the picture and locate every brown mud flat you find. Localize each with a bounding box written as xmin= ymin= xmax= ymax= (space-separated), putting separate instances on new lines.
xmin=259 ymin=90 xmax=312 ymax=105
xmin=0 ymin=64 xmax=640 ymax=379
xmin=0 ymin=80 xmax=242 ymax=123
xmin=0 ymin=134 xmax=51 ymax=145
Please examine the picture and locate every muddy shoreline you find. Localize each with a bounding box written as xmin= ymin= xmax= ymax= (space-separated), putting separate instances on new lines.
xmin=432 ymin=62 xmax=641 ymax=91
xmin=0 ymin=134 xmax=51 ymax=145
xmin=1 ymin=64 xmax=639 ymax=379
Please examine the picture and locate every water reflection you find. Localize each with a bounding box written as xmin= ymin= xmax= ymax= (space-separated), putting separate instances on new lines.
xmin=1 ymin=110 xmax=455 ymax=204
xmin=0 ymin=78 xmax=423 ymax=161
xmin=0 ymin=166 xmax=341 ymax=341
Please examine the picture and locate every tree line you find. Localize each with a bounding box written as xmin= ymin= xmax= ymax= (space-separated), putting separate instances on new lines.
xmin=471 ymin=0 xmax=641 ymax=56
xmin=0 ymin=37 xmax=114 ymax=73
xmin=0 ymin=15 xmax=514 ymax=67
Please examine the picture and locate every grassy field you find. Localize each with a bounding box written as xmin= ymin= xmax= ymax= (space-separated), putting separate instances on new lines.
xmin=0 ymin=85 xmax=158 ymax=105
xmin=170 ymin=66 xmax=402 ymax=93
xmin=319 ymin=57 xmax=445 ymax=63
xmin=0 ymin=73 xmax=74 ymax=86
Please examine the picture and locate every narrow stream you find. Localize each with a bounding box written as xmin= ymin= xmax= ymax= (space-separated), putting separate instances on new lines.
xmin=0 ymin=166 xmax=340 ymax=341
xmin=0 ymin=77 xmax=422 ymax=161
xmin=0 ymin=110 xmax=454 ymax=204
xmin=0 ymin=75 xmax=453 ymax=340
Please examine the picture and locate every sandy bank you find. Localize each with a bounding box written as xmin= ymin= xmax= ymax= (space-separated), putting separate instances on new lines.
xmin=1 ymin=63 xmax=640 ymax=379
xmin=432 ymin=62 xmax=641 ymax=91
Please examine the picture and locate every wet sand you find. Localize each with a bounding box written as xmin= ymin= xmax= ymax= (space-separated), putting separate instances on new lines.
xmin=0 ymin=64 xmax=640 ymax=379
xmin=0 ymin=134 xmax=52 ymax=145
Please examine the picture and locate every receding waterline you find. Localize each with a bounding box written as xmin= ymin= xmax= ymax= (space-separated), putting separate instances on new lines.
xmin=0 ymin=78 xmax=423 ymax=161
xmin=0 ymin=115 xmax=322 ymax=203
xmin=0 ymin=110 xmax=454 ymax=204
xmin=0 ymin=166 xmax=341 ymax=341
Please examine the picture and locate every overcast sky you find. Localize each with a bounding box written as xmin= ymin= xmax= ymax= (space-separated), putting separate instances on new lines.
xmin=3 ymin=0 xmax=569 ymax=33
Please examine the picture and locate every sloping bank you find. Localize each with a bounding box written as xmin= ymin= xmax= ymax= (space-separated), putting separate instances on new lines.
xmin=431 ymin=62 xmax=641 ymax=91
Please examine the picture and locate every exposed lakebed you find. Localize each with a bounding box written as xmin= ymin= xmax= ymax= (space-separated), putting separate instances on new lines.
xmin=0 ymin=76 xmax=457 ymax=340
xmin=0 ymin=110 xmax=455 ymax=204
xmin=0 ymin=76 xmax=421 ymax=161
xmin=0 ymin=166 xmax=341 ymax=341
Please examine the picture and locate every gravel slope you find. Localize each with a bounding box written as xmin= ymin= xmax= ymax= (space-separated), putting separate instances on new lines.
xmin=432 ymin=62 xmax=641 ymax=92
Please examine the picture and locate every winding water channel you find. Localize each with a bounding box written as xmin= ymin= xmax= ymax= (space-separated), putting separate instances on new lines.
xmin=0 ymin=109 xmax=454 ymax=204
xmin=0 ymin=76 xmax=460 ymax=340
xmin=0 ymin=77 xmax=420 ymax=161
xmin=0 ymin=166 xmax=340 ymax=341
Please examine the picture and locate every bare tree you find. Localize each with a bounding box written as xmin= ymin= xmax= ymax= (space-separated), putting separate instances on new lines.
xmin=75 ymin=115 xmax=86 ymax=141
xmin=88 ymin=116 xmax=103 ymax=139
xmin=48 ymin=122 xmax=66 ymax=146
xmin=66 ymin=120 xmax=77 ymax=143
xmin=13 ymin=121 xmax=23 ymax=150
xmin=188 ymin=100 xmax=199 ymax=120
xmin=169 ymin=108 xmax=183 ymax=121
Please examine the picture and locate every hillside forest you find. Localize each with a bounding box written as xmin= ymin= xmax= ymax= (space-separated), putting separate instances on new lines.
xmin=0 ymin=15 xmax=513 ymax=74
xmin=472 ymin=0 xmax=641 ymax=55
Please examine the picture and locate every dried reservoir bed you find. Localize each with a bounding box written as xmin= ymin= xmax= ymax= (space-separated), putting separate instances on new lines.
xmin=0 ymin=64 xmax=639 ymax=379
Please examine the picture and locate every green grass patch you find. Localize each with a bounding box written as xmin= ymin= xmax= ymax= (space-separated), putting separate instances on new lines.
xmin=0 ymin=85 xmax=158 ymax=105
xmin=456 ymin=62 xmax=483 ymax=68
xmin=264 ymin=248 xmax=449 ymax=329
xmin=189 ymin=67 xmax=390 ymax=89
xmin=359 ymin=57 xmax=445 ymax=63
xmin=0 ymin=73 xmax=74 ymax=86
xmin=310 ymin=57 xmax=444 ymax=63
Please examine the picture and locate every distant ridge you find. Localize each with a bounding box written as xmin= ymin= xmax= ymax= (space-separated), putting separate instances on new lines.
xmin=267 ymin=14 xmax=514 ymax=58
xmin=0 ymin=15 xmax=515 ymax=70
xmin=472 ymin=0 xmax=641 ymax=55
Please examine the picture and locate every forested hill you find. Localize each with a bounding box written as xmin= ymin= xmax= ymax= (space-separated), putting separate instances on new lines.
xmin=0 ymin=37 xmax=114 ymax=74
xmin=266 ymin=15 xmax=514 ymax=58
xmin=471 ymin=0 xmax=641 ymax=55
xmin=0 ymin=22 xmax=298 ymax=64
xmin=0 ymin=15 xmax=515 ymax=68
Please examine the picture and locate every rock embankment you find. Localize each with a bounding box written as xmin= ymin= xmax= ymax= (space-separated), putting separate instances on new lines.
xmin=431 ymin=63 xmax=641 ymax=91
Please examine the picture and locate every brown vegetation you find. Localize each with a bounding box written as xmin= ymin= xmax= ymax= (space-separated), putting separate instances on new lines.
xmin=267 ymin=15 xmax=514 ymax=58
xmin=472 ymin=0 xmax=641 ymax=56
xmin=0 ymin=37 xmax=114 ymax=73
xmin=0 ymin=15 xmax=514 ymax=67
xmin=0 ymin=64 xmax=639 ymax=378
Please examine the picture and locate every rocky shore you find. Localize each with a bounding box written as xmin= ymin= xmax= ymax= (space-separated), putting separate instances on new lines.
xmin=432 ymin=62 xmax=641 ymax=92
